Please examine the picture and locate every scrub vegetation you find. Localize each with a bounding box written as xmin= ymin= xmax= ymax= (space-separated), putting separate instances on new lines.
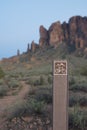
xmin=0 ymin=45 xmax=87 ymax=130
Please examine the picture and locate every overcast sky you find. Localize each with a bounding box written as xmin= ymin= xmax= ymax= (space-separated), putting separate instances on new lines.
xmin=0 ymin=0 xmax=87 ymax=59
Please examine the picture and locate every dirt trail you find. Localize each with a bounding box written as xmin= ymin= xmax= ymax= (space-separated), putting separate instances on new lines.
xmin=0 ymin=81 xmax=30 ymax=126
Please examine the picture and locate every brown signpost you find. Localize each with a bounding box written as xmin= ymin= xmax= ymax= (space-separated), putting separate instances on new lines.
xmin=53 ymin=60 xmax=68 ymax=130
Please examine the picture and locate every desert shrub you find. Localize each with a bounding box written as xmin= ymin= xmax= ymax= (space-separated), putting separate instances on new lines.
xmin=27 ymin=79 xmax=40 ymax=86
xmin=29 ymin=87 xmax=36 ymax=96
xmin=6 ymin=100 xmax=28 ymax=120
xmin=69 ymin=108 xmax=87 ymax=130
xmin=28 ymin=99 xmax=46 ymax=114
xmin=80 ymin=66 xmax=87 ymax=76
xmin=0 ymin=85 xmax=8 ymax=97
xmin=69 ymin=77 xmax=76 ymax=86
xmin=69 ymin=96 xmax=78 ymax=107
xmin=69 ymin=95 xmax=87 ymax=107
xmin=48 ymin=75 xmax=52 ymax=84
xmin=74 ymin=48 xmax=84 ymax=57
xmin=6 ymin=99 xmax=46 ymax=120
xmin=8 ymin=79 xmax=21 ymax=89
xmin=0 ymin=67 xmax=5 ymax=79
xmin=26 ymin=77 xmax=35 ymax=85
xmin=79 ymin=96 xmax=87 ymax=106
xmin=27 ymin=76 xmax=45 ymax=86
xmin=39 ymin=76 xmax=45 ymax=85
xmin=69 ymin=82 xmax=87 ymax=92
xmin=28 ymin=85 xmax=52 ymax=104
xmin=34 ymin=79 xmax=40 ymax=86
xmin=0 ymin=79 xmax=4 ymax=85
xmin=35 ymin=88 xmax=52 ymax=104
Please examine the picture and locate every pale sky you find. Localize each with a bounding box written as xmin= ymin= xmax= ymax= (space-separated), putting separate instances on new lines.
xmin=0 ymin=0 xmax=87 ymax=59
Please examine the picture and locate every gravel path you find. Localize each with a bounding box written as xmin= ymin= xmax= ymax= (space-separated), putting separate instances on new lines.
xmin=0 ymin=81 xmax=30 ymax=128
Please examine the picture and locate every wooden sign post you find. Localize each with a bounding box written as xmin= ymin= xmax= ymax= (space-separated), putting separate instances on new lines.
xmin=53 ymin=60 xmax=68 ymax=130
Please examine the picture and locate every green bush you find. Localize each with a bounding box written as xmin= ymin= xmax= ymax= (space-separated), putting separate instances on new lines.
xmin=0 ymin=79 xmax=4 ymax=85
xmin=0 ymin=85 xmax=8 ymax=97
xmin=79 ymin=97 xmax=87 ymax=106
xmin=69 ymin=77 xmax=75 ymax=86
xmin=69 ymin=96 xmax=78 ymax=107
xmin=34 ymin=76 xmax=45 ymax=86
xmin=6 ymin=100 xmax=28 ymax=120
xmin=39 ymin=76 xmax=45 ymax=85
xmin=69 ymin=82 xmax=87 ymax=92
xmin=26 ymin=76 xmax=45 ymax=86
xmin=34 ymin=79 xmax=40 ymax=86
xmin=8 ymin=79 xmax=21 ymax=89
xmin=69 ymin=95 xmax=87 ymax=107
xmin=33 ymin=76 xmax=45 ymax=86
xmin=0 ymin=67 xmax=5 ymax=79
xmin=69 ymin=108 xmax=87 ymax=130
xmin=35 ymin=88 xmax=52 ymax=104
xmin=26 ymin=78 xmax=35 ymax=86
xmin=28 ymin=85 xmax=52 ymax=104
xmin=29 ymin=99 xmax=46 ymax=114
xmin=6 ymin=99 xmax=46 ymax=120
xmin=48 ymin=75 xmax=52 ymax=84
xmin=80 ymin=66 xmax=87 ymax=76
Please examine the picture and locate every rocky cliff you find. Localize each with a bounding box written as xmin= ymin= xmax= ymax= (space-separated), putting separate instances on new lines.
xmin=1 ymin=15 xmax=87 ymax=62
xmin=39 ymin=26 xmax=49 ymax=47
xmin=39 ymin=16 xmax=87 ymax=52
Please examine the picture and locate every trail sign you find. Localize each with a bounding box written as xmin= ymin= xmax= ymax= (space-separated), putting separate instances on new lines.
xmin=53 ymin=60 xmax=68 ymax=130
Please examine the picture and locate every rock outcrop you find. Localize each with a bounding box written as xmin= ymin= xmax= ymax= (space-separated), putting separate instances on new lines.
xmin=48 ymin=21 xmax=64 ymax=47
xmin=39 ymin=16 xmax=87 ymax=52
xmin=68 ymin=16 xmax=87 ymax=49
xmin=39 ymin=25 xmax=49 ymax=47
xmin=31 ymin=41 xmax=39 ymax=52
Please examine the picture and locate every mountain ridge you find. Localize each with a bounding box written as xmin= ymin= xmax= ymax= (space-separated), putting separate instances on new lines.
xmin=1 ymin=15 xmax=87 ymax=63
xmin=39 ymin=15 xmax=87 ymax=50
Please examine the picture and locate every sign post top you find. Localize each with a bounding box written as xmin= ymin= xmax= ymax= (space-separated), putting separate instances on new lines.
xmin=54 ymin=60 xmax=67 ymax=75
